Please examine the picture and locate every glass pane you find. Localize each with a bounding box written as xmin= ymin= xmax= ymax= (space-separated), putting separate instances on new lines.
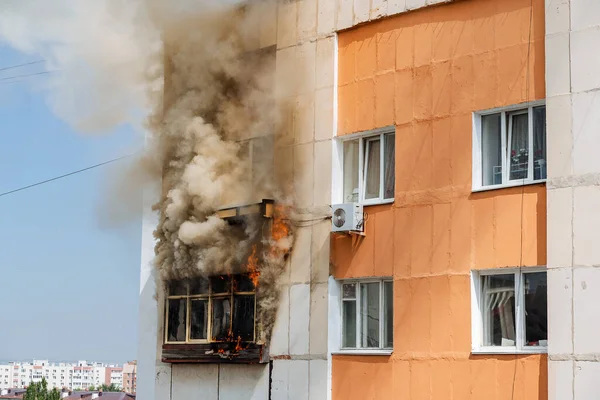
xmin=384 ymin=133 xmax=395 ymax=199
xmin=524 ymin=272 xmax=547 ymax=347
xmin=533 ymin=106 xmax=546 ymax=180
xmin=235 ymin=274 xmax=255 ymax=292
xmin=343 ymin=140 xmax=359 ymax=203
xmin=168 ymin=280 xmax=187 ymax=296
xmin=509 ymin=112 xmax=529 ymax=180
xmin=211 ymin=276 xmax=231 ymax=294
xmin=481 ymin=113 xmax=502 ymax=186
xmin=343 ymin=283 xmax=356 ymax=299
xmin=482 ymin=274 xmax=516 ymax=346
xmin=360 ymin=282 xmax=380 ymax=348
xmin=232 ymin=295 xmax=255 ymax=341
xmin=189 ymin=278 xmax=209 ymax=295
xmin=364 ymin=139 xmax=381 ymax=200
xmin=167 ymin=299 xmax=187 ymax=342
xmin=190 ymin=300 xmax=208 ymax=340
xmin=211 ymin=298 xmax=231 ymax=341
xmin=342 ymin=300 xmax=357 ymax=348
xmin=383 ymin=281 xmax=393 ymax=348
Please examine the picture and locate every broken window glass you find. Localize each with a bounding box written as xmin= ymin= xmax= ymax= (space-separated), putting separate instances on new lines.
xmin=168 ymin=280 xmax=187 ymax=296
xmin=167 ymin=299 xmax=186 ymax=342
xmin=211 ymin=276 xmax=231 ymax=294
xmin=235 ymin=274 xmax=255 ymax=292
xmin=232 ymin=295 xmax=255 ymax=341
xmin=211 ymin=298 xmax=231 ymax=341
xmin=190 ymin=299 xmax=208 ymax=340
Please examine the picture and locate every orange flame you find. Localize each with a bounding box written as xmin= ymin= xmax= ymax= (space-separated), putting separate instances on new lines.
xmin=235 ymin=336 xmax=243 ymax=352
xmin=247 ymin=245 xmax=260 ymax=288
xmin=270 ymin=205 xmax=291 ymax=258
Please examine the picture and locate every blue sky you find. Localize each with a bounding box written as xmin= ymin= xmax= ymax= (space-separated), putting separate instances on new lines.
xmin=0 ymin=45 xmax=143 ymax=363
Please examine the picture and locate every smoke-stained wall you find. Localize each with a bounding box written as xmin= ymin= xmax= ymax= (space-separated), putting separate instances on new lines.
xmin=143 ymin=0 xmax=333 ymax=398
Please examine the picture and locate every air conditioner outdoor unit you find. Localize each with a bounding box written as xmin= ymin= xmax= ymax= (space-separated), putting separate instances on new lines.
xmin=331 ymin=203 xmax=364 ymax=233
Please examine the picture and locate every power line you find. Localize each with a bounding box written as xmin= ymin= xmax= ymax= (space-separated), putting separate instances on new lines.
xmin=0 ymin=70 xmax=55 ymax=82
xmin=0 ymin=60 xmax=44 ymax=73
xmin=0 ymin=154 xmax=133 ymax=199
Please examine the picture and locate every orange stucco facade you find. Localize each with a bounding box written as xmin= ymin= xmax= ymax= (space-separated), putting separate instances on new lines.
xmin=332 ymin=0 xmax=547 ymax=398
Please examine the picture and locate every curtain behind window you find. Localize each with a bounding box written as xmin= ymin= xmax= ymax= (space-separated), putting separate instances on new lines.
xmin=509 ymin=113 xmax=529 ymax=180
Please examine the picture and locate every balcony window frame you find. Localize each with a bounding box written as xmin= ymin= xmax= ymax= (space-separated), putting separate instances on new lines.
xmin=472 ymin=100 xmax=546 ymax=192
xmin=164 ymin=275 xmax=257 ymax=345
xmin=333 ymin=127 xmax=396 ymax=206
xmin=471 ymin=267 xmax=548 ymax=355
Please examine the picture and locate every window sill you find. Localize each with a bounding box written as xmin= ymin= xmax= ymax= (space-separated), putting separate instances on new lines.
xmin=471 ymin=347 xmax=547 ymax=355
xmin=332 ymin=349 xmax=393 ymax=356
xmin=472 ymin=179 xmax=546 ymax=193
xmin=361 ymin=199 xmax=394 ymax=207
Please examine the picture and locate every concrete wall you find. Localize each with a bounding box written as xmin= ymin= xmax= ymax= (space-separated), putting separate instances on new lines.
xmin=332 ymin=0 xmax=548 ymax=398
xmin=546 ymin=1 xmax=600 ymax=399
xmin=136 ymin=186 xmax=164 ymax=400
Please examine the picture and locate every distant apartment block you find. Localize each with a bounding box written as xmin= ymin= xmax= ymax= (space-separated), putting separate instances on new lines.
xmin=121 ymin=363 xmax=136 ymax=394
xmin=105 ymin=367 xmax=123 ymax=389
xmin=0 ymin=360 xmax=135 ymax=392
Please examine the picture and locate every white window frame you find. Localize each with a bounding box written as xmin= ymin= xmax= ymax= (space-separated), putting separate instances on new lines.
xmin=470 ymin=267 xmax=548 ymax=354
xmin=472 ymin=100 xmax=546 ymax=192
xmin=333 ymin=278 xmax=393 ymax=356
xmin=332 ymin=127 xmax=395 ymax=206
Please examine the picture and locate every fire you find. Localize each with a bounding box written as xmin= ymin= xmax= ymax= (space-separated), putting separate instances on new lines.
xmin=269 ymin=205 xmax=291 ymax=258
xmin=247 ymin=245 xmax=260 ymax=288
xmin=235 ymin=336 xmax=243 ymax=352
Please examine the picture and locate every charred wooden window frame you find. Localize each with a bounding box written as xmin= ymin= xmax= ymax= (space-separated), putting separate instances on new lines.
xmin=164 ymin=276 xmax=257 ymax=345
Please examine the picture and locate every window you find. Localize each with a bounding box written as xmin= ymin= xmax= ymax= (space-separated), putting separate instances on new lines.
xmin=473 ymin=102 xmax=546 ymax=191
xmin=165 ymin=274 xmax=256 ymax=344
xmin=338 ymin=129 xmax=395 ymax=205
xmin=340 ymin=279 xmax=393 ymax=352
xmin=471 ymin=268 xmax=547 ymax=353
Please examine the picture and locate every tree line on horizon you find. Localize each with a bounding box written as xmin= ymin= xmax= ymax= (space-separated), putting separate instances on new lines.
xmin=23 ymin=379 xmax=122 ymax=399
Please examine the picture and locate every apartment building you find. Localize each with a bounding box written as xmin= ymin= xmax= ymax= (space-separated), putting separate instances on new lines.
xmin=136 ymin=0 xmax=600 ymax=399
xmin=0 ymin=361 xmax=131 ymax=391
xmin=0 ymin=366 xmax=12 ymax=389
xmin=92 ymin=365 xmax=106 ymax=388
xmin=122 ymin=363 xmax=136 ymax=394
xmin=105 ymin=367 xmax=123 ymax=389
